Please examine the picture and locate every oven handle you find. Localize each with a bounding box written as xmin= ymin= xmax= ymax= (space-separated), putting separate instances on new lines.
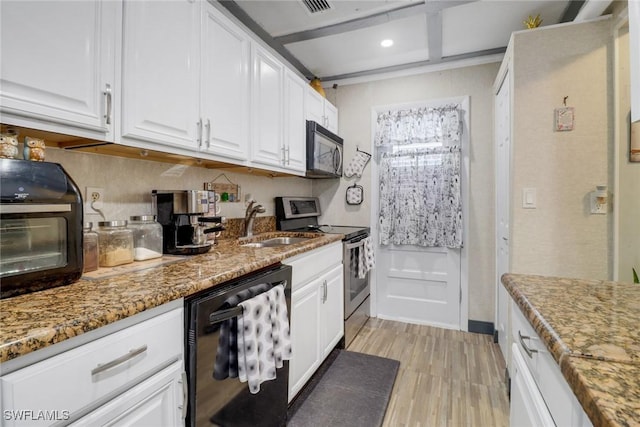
xmin=0 ymin=204 xmax=72 ymax=214
xmin=345 ymin=239 xmax=366 ymax=250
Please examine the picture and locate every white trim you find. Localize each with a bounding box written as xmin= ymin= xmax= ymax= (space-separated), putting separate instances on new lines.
xmin=611 ymin=10 xmax=629 ymax=280
xmin=369 ymin=96 xmax=470 ymax=331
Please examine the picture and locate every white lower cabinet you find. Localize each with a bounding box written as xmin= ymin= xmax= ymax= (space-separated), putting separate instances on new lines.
xmin=0 ymin=306 xmax=185 ymax=427
xmin=509 ymin=300 xmax=591 ymax=427
xmin=286 ymin=242 xmax=344 ymax=402
xmin=70 ymin=360 xmax=185 ymax=427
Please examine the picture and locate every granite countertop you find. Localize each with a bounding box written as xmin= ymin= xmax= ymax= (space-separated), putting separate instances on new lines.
xmin=502 ymin=273 xmax=640 ymax=427
xmin=0 ymin=232 xmax=343 ymax=364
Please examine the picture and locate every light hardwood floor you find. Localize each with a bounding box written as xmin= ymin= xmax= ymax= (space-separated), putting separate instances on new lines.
xmin=347 ymin=318 xmax=510 ymax=427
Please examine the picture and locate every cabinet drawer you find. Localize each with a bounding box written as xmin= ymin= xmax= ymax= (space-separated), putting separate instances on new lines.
xmin=1 ymin=308 xmax=183 ymax=426
xmin=285 ymin=242 xmax=342 ymax=291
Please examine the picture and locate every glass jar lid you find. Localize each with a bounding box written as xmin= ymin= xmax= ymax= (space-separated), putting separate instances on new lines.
xmin=98 ymin=220 xmax=128 ymax=227
xmin=129 ymin=215 xmax=156 ymax=222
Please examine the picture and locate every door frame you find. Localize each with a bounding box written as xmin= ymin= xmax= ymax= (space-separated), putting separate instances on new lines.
xmin=368 ymin=96 xmax=470 ymax=331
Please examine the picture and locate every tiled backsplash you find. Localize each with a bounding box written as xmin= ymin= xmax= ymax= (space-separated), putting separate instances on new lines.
xmin=44 ymin=148 xmax=312 ymax=223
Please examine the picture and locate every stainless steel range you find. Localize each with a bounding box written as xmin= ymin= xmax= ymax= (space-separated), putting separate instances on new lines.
xmin=275 ymin=196 xmax=370 ymax=347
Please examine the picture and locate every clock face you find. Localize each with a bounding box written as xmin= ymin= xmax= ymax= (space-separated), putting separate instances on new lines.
xmin=555 ymin=107 xmax=574 ymax=131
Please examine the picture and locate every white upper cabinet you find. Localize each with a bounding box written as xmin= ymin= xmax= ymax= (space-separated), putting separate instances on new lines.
xmin=120 ymin=0 xmax=201 ymax=151
xmin=284 ymin=70 xmax=307 ymax=173
xmin=0 ymin=0 xmax=119 ymax=140
xmin=200 ymin=4 xmax=251 ymax=160
xmin=630 ymin=0 xmax=640 ymax=122
xmin=304 ymin=86 xmax=338 ymax=134
xmin=251 ymin=45 xmax=285 ymax=168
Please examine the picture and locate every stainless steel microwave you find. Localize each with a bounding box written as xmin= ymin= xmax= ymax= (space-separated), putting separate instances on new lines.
xmin=306 ymin=120 xmax=343 ymax=178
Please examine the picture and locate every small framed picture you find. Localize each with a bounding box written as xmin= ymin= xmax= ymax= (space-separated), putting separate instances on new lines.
xmin=554 ymin=107 xmax=574 ymax=131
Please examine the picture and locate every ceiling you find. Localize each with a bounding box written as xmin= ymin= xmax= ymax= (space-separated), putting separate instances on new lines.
xmin=216 ymin=0 xmax=610 ymax=84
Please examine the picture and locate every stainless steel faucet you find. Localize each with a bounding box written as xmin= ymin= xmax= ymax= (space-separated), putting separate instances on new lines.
xmin=244 ymin=200 xmax=266 ymax=237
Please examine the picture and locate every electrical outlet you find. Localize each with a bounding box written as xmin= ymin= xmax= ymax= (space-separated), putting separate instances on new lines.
xmin=85 ymin=187 xmax=104 ymax=213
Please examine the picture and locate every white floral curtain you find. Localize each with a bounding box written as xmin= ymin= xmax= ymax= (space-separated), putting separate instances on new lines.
xmin=374 ymin=105 xmax=462 ymax=146
xmin=376 ymin=105 xmax=463 ymax=248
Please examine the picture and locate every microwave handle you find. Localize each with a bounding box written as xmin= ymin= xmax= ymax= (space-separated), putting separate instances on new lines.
xmin=333 ymin=146 xmax=343 ymax=174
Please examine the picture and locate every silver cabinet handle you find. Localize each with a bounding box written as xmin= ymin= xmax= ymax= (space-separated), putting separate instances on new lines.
xmin=197 ymin=118 xmax=203 ymax=148
xmin=285 ymin=146 xmax=290 ymax=165
xmin=518 ymin=331 xmax=538 ymax=358
xmin=104 ymin=84 xmax=112 ymax=125
xmin=322 ymin=280 xmax=328 ymax=303
xmin=206 ymin=118 xmax=211 ymax=148
xmin=91 ymin=345 xmax=148 ymax=376
xmin=281 ymin=146 xmax=286 ymax=164
xmin=179 ymin=370 xmax=188 ymax=419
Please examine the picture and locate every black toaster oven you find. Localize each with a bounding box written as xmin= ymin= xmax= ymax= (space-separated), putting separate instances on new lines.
xmin=0 ymin=159 xmax=83 ymax=298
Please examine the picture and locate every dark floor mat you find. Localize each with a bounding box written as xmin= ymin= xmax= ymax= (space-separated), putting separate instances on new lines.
xmin=287 ymin=350 xmax=400 ymax=427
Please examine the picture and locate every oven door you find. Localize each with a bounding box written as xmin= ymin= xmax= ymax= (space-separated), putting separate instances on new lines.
xmin=0 ymin=205 xmax=82 ymax=298
xmin=343 ymin=236 xmax=370 ymax=318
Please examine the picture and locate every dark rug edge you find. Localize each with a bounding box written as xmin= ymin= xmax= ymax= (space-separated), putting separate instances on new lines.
xmin=287 ymin=349 xmax=400 ymax=426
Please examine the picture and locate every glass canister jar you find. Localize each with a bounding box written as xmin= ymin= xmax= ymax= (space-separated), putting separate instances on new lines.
xmin=82 ymin=222 xmax=99 ymax=273
xmin=97 ymin=220 xmax=134 ymax=267
xmin=129 ymin=215 xmax=163 ymax=261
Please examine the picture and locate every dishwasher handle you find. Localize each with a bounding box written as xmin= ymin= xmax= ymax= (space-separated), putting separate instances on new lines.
xmin=210 ymin=306 xmax=244 ymax=323
xmin=208 ymin=279 xmax=289 ymax=324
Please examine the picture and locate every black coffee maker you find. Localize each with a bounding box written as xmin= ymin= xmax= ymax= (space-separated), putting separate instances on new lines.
xmin=152 ymin=190 xmax=222 ymax=255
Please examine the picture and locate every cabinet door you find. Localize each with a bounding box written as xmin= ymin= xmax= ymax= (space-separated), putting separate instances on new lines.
xmin=200 ymin=4 xmax=250 ymax=161
xmin=321 ymin=264 xmax=345 ymax=359
xmin=304 ymin=86 xmax=325 ymax=125
xmin=324 ymin=100 xmax=339 ymax=134
xmin=70 ymin=361 xmax=185 ymax=427
xmin=120 ymin=0 xmax=200 ymax=150
xmin=284 ymin=70 xmax=306 ymax=173
xmin=288 ymin=280 xmax=321 ymax=402
xmin=509 ymin=344 xmax=555 ymax=427
xmin=0 ymin=0 xmax=117 ymax=139
xmin=251 ymin=45 xmax=284 ymax=168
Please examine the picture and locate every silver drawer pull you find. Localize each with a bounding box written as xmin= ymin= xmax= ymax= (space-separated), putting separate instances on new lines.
xmin=91 ymin=345 xmax=148 ymax=376
xmin=518 ymin=331 xmax=538 ymax=358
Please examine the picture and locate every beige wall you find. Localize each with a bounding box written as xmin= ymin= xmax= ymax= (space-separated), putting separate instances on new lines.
xmin=44 ymin=148 xmax=312 ymax=222
xmin=314 ymin=62 xmax=501 ymax=323
xmin=615 ymin=25 xmax=640 ymax=282
xmin=510 ymin=19 xmax=613 ymax=279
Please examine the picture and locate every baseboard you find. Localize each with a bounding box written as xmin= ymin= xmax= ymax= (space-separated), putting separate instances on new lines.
xmin=467 ymin=320 xmax=495 ymax=335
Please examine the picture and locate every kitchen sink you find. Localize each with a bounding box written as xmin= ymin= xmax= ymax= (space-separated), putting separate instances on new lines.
xmin=241 ymin=236 xmax=311 ymax=248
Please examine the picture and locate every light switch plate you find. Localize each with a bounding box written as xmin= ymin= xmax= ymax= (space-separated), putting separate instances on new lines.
xmin=522 ymin=188 xmax=536 ymax=209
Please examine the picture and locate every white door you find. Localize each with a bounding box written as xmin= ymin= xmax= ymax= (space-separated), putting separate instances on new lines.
xmin=496 ymin=73 xmax=511 ymax=362
xmin=120 ymin=0 xmax=200 ymax=149
xmin=200 ymin=3 xmax=250 ymax=161
xmin=0 ymin=0 xmax=117 ymax=138
xmin=376 ymin=245 xmax=461 ymax=329
xmin=373 ymin=100 xmax=467 ymax=330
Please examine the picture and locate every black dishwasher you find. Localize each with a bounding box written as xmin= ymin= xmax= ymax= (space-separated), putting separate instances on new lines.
xmin=185 ymin=264 xmax=292 ymax=427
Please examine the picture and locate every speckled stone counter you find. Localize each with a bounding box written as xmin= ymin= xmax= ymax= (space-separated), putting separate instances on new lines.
xmin=502 ymin=273 xmax=640 ymax=427
xmin=0 ymin=232 xmax=343 ymax=364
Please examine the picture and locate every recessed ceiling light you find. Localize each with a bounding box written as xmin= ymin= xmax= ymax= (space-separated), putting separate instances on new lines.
xmin=380 ymin=39 xmax=394 ymax=48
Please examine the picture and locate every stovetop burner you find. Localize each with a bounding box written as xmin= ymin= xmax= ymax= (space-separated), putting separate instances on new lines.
xmin=275 ymin=196 xmax=370 ymax=241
